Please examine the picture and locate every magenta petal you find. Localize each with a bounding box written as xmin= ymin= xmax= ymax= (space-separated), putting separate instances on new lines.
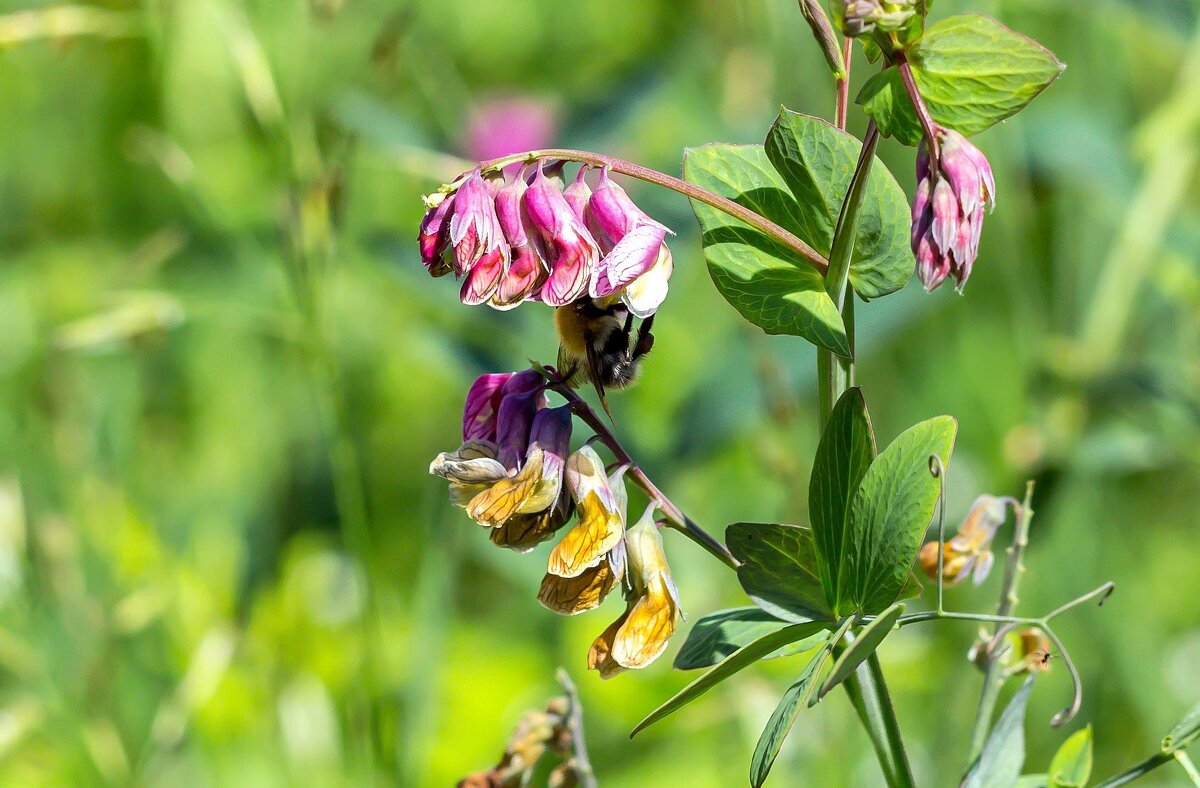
xmin=929 ymin=179 xmax=959 ymax=255
xmin=590 ymin=223 xmax=668 ymax=298
xmin=460 ymin=245 xmax=507 ymax=305
xmin=563 ymin=168 xmax=593 ymax=224
xmin=540 ymin=234 xmax=593 ymax=306
xmin=492 ymin=245 xmax=547 ymax=309
xmin=463 ymin=373 xmax=514 ymax=442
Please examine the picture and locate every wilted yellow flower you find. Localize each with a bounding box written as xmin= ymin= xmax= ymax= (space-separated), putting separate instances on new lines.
xmin=918 ymin=494 xmax=1007 ymax=586
xmin=545 ymin=446 xmax=627 ymax=578
xmin=588 ymin=509 xmax=680 ymax=679
xmin=537 ymin=541 xmax=625 ymax=615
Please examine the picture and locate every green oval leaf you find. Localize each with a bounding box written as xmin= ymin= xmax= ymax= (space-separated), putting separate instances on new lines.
xmin=1048 ymin=726 xmax=1093 ymax=788
xmin=630 ymin=620 xmax=831 ymax=738
xmin=857 ymin=16 xmax=1064 ymax=142
xmin=727 ymin=523 xmax=835 ymax=622
xmin=818 ymin=603 xmax=904 ymax=701
xmin=683 ymin=144 xmax=848 ymax=354
xmin=750 ymin=637 xmax=835 ymax=787
xmin=917 ymin=15 xmax=1064 ymax=136
xmin=809 ymin=387 xmax=877 ymax=615
xmin=964 ymin=677 xmax=1034 ymax=788
xmin=856 ymin=68 xmax=925 ymax=146
xmin=764 ymin=110 xmax=914 ymax=299
xmin=847 ymin=415 xmax=957 ymax=614
xmin=673 ymin=607 xmax=826 ymax=671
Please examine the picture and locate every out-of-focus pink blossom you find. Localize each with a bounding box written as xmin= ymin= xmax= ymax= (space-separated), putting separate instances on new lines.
xmin=466 ymin=97 xmax=557 ymax=162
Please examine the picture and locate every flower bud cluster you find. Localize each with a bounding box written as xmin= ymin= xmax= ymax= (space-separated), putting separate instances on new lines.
xmin=420 ymin=164 xmax=673 ymax=315
xmin=911 ymin=129 xmax=996 ymax=292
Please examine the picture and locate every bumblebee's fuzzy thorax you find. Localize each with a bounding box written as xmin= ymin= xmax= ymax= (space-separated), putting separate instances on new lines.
xmin=554 ymin=299 xmax=655 ymax=412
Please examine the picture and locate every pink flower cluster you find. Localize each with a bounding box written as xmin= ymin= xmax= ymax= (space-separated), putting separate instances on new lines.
xmin=911 ymin=129 xmax=996 ymax=292
xmin=419 ymin=164 xmax=673 ymax=316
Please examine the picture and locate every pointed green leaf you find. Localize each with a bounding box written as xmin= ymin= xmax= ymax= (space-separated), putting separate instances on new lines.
xmin=764 ymin=110 xmax=914 ymax=299
xmin=964 ymin=677 xmax=1034 ymax=788
xmin=1048 ymin=726 xmax=1093 ymax=788
xmin=809 ymin=387 xmax=877 ymax=614
xmin=1163 ymin=701 xmax=1200 ymax=754
xmin=750 ymin=636 xmax=835 ymax=787
xmin=727 ymin=523 xmax=835 ymax=622
xmin=673 ymin=607 xmax=827 ymax=670
xmin=818 ymin=603 xmax=904 ymax=700
xmin=630 ymin=620 xmax=831 ymax=738
xmin=683 ymin=144 xmax=848 ymax=354
xmin=847 ymin=416 xmax=957 ymax=614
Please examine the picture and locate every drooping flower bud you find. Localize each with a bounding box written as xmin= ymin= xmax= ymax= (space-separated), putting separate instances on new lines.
xmin=418 ymin=192 xmax=455 ymax=277
xmin=918 ymin=494 xmax=1007 ymax=586
xmin=586 ymin=168 xmax=674 ymax=315
xmin=912 ymin=129 xmax=996 ymax=292
xmin=523 ymin=163 xmax=601 ymax=307
xmin=492 ymin=177 xmax=549 ymax=309
xmin=448 ymin=170 xmax=509 ymax=294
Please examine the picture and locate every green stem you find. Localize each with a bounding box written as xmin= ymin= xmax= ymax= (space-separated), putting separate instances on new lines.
xmin=463 ymin=148 xmax=829 ymax=274
xmin=1093 ymin=752 xmax=1175 ymax=787
xmin=1176 ymin=751 xmax=1200 ymax=786
xmin=816 ymin=110 xmax=914 ymax=786
xmin=818 ymin=123 xmax=878 ymax=430
xmin=867 ymin=653 xmax=916 ymax=788
xmin=548 ymin=376 xmax=740 ymax=570
xmin=842 ymin=654 xmax=900 ymax=786
xmin=967 ymin=482 xmax=1035 ymax=760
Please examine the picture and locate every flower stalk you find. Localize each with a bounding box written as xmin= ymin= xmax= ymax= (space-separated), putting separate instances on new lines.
xmin=544 ymin=369 xmax=740 ymax=571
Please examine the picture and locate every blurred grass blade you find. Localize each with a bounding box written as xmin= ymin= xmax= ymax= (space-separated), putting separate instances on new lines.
xmin=0 ymin=6 xmax=138 ymax=47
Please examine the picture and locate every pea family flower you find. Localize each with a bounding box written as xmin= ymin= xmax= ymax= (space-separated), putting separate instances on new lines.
xmin=524 ymin=162 xmax=602 ymax=307
xmin=586 ymin=167 xmax=675 ymax=317
xmin=430 ymin=372 xmax=570 ymax=534
xmin=918 ymin=494 xmax=1007 ymax=586
xmin=491 ymin=177 xmax=549 ymax=310
xmin=588 ymin=506 xmax=681 ymax=679
xmin=912 ymin=129 xmax=996 ymax=292
xmin=538 ymin=446 xmax=629 ymax=614
xmin=449 ymin=171 xmax=511 ymax=305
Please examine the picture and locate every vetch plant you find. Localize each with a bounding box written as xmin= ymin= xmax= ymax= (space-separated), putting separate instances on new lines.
xmin=418 ymin=2 xmax=1200 ymax=785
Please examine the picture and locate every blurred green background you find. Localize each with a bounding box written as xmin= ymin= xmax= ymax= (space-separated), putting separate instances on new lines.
xmin=2 ymin=0 xmax=1199 ymax=785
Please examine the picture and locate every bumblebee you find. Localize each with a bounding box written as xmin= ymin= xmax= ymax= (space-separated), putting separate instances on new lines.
xmin=554 ymin=299 xmax=655 ymax=416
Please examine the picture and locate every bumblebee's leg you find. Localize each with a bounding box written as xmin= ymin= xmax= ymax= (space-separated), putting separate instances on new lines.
xmin=632 ymin=314 xmax=655 ymax=360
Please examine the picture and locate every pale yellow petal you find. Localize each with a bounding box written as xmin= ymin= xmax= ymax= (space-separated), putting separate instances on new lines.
xmin=466 ymin=451 xmax=544 ymax=527
xmin=611 ymin=579 xmax=678 ymax=670
xmin=546 ymin=491 xmax=623 ymax=578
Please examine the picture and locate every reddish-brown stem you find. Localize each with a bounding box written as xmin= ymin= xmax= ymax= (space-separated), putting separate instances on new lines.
xmin=543 ymin=371 xmax=740 ymax=570
xmin=836 ymin=37 xmax=853 ymax=130
xmin=895 ymin=52 xmax=940 ymax=159
xmin=460 ymin=148 xmax=829 ymax=275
